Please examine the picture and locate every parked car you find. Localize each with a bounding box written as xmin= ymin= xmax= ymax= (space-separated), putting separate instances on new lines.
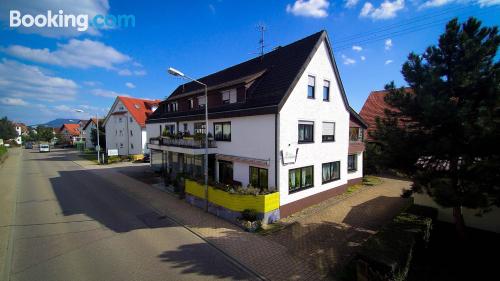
xmin=39 ymin=144 xmax=50 ymax=152
xmin=24 ymin=142 xmax=33 ymax=149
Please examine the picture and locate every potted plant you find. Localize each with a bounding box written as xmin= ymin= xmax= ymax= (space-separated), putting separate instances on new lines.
xmin=238 ymin=209 xmax=261 ymax=232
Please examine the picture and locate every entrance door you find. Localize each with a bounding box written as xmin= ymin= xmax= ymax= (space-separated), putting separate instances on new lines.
xmin=218 ymin=160 xmax=233 ymax=184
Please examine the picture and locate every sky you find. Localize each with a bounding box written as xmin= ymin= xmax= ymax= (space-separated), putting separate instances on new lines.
xmin=0 ymin=0 xmax=499 ymax=125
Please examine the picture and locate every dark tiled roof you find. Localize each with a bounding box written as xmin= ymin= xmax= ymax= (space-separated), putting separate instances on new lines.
xmin=148 ymin=30 xmax=366 ymax=125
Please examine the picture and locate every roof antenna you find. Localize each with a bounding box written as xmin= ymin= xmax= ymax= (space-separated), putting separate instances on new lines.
xmin=257 ymin=23 xmax=266 ymax=60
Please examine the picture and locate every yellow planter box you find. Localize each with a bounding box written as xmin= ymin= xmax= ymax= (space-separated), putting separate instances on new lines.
xmin=185 ymin=179 xmax=280 ymax=213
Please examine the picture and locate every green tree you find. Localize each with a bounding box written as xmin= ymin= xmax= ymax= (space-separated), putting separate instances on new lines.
xmin=90 ymin=126 xmax=106 ymax=148
xmin=0 ymin=116 xmax=17 ymax=140
xmin=36 ymin=126 xmax=54 ymax=142
xmin=371 ymin=18 xmax=500 ymax=238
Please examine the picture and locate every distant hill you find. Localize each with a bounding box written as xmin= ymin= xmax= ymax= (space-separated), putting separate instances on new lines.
xmin=33 ymin=118 xmax=81 ymax=128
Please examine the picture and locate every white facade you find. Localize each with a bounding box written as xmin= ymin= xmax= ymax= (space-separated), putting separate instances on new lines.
xmin=104 ymin=99 xmax=148 ymax=156
xmin=147 ymin=38 xmax=364 ymax=210
xmin=278 ymin=40 xmax=352 ymax=206
xmin=82 ymin=121 xmax=97 ymax=149
xmin=15 ymin=125 xmax=22 ymax=144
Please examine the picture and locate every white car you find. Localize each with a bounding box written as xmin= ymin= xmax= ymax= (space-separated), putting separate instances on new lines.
xmin=39 ymin=144 xmax=50 ymax=152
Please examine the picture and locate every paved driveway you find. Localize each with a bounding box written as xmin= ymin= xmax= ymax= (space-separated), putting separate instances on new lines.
xmin=267 ymin=177 xmax=412 ymax=278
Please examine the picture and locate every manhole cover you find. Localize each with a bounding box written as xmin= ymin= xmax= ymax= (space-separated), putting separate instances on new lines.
xmin=137 ymin=212 xmax=174 ymax=228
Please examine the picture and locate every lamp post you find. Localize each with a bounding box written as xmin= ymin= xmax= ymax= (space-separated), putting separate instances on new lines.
xmin=75 ymin=109 xmax=100 ymax=164
xmin=168 ymin=67 xmax=209 ymax=212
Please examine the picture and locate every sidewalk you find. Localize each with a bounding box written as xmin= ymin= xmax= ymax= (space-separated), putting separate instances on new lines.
xmin=267 ymin=177 xmax=412 ymax=278
xmin=70 ymin=153 xmax=322 ymax=280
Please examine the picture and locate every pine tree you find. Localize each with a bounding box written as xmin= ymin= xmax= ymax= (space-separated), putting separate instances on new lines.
xmin=372 ymin=18 xmax=500 ymax=238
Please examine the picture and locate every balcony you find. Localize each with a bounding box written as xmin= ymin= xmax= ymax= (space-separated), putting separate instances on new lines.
xmin=148 ymin=137 xmax=217 ymax=154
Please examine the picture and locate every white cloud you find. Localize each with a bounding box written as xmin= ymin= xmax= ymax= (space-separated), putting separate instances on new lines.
xmin=2 ymin=39 xmax=131 ymax=70
xmin=125 ymin=82 xmax=136 ymax=89
xmin=361 ymin=55 xmax=366 ymax=61
xmin=0 ymin=0 xmax=110 ymax=38
xmin=342 ymin=54 xmax=356 ymax=65
xmin=477 ymin=0 xmax=500 ymax=6
xmin=134 ymin=69 xmax=147 ymax=76
xmin=118 ymin=69 xmax=132 ymax=76
xmin=352 ymin=45 xmax=363 ymax=52
xmin=385 ymin=38 xmax=393 ymax=50
xmin=83 ymin=81 xmax=100 ymax=87
xmin=0 ymin=97 xmax=28 ymax=106
xmin=419 ymin=0 xmax=454 ymax=8
xmin=286 ymin=0 xmax=330 ymax=18
xmin=0 ymin=59 xmax=78 ymax=102
xmin=91 ymin=88 xmax=129 ymax=98
xmin=360 ymin=0 xmax=405 ymax=20
xmin=345 ymin=0 xmax=360 ymax=8
xmin=385 ymin=59 xmax=393 ymax=65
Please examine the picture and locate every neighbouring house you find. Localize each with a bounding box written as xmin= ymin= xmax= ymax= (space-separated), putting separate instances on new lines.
xmin=82 ymin=118 xmax=103 ymax=149
xmin=103 ymin=96 xmax=160 ymax=156
xmin=146 ymin=30 xmax=367 ymax=218
xmin=13 ymin=122 xmax=28 ymax=144
xmin=59 ymin=123 xmax=80 ymax=144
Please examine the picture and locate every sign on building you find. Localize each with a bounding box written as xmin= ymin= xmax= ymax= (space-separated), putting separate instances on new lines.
xmin=281 ymin=146 xmax=298 ymax=165
xmin=107 ymin=149 xmax=118 ymax=156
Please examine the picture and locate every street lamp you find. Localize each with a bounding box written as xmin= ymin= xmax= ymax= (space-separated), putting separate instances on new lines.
xmin=168 ymin=67 xmax=209 ymax=212
xmin=75 ymin=109 xmax=100 ymax=164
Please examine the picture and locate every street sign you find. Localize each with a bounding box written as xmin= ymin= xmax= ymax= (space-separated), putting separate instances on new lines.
xmin=107 ymin=149 xmax=118 ymax=156
xmin=95 ymin=145 xmax=101 ymax=152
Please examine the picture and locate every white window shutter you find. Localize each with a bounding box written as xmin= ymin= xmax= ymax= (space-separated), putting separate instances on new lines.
xmin=322 ymin=122 xmax=334 ymax=135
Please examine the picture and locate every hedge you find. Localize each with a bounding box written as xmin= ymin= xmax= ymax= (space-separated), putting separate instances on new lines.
xmin=342 ymin=204 xmax=435 ymax=281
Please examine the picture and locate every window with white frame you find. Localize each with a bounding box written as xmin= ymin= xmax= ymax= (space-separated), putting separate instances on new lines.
xmin=348 ymin=154 xmax=357 ymax=172
xmin=188 ymin=98 xmax=194 ymax=110
xmin=322 ymin=122 xmax=335 ymax=142
xmin=323 ymin=80 xmax=330 ymax=101
xmin=308 ymin=75 xmax=315 ymax=98
xmin=298 ymin=121 xmax=314 ymax=143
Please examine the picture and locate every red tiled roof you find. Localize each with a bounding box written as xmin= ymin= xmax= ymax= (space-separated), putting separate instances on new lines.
xmin=359 ymin=88 xmax=411 ymax=140
xmin=60 ymin=123 xmax=80 ymax=136
xmin=82 ymin=118 xmax=103 ymax=130
xmin=118 ymin=96 xmax=160 ymax=128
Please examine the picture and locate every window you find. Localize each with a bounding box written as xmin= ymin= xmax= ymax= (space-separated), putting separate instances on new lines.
xmin=194 ymin=122 xmax=206 ymax=134
xmin=159 ymin=125 xmax=162 ymax=136
xmin=119 ymin=117 xmax=122 ymax=123
xmin=198 ymin=96 xmax=206 ymax=108
xmin=323 ymin=80 xmax=330 ymax=101
xmin=120 ymin=143 xmax=123 ymax=148
xmin=298 ymin=121 xmax=314 ymax=143
xmin=214 ymin=122 xmax=231 ymax=141
xmin=289 ymin=166 xmax=314 ymax=193
xmin=131 ymin=143 xmax=134 ymax=149
xmin=188 ymin=99 xmax=194 ymax=110
xmin=218 ymin=160 xmax=233 ymax=184
xmin=129 ymin=117 xmax=133 ymax=122
xmin=119 ymin=106 xmax=124 ymax=110
xmin=171 ymin=102 xmax=178 ymax=112
xmin=308 ymin=75 xmax=315 ymax=99
xmin=166 ymin=125 xmax=175 ymax=134
xmin=183 ymin=123 xmax=188 ymax=132
xmin=322 ymin=122 xmax=335 ymax=142
xmin=221 ymin=89 xmax=237 ymax=104
xmin=349 ymin=127 xmax=364 ymax=142
xmin=322 ymin=161 xmax=340 ymax=184
xmin=348 ymin=155 xmax=357 ymax=172
xmin=119 ymin=130 xmax=123 ymax=136
xmin=130 ymin=130 xmax=133 ymax=136
xmin=250 ymin=167 xmax=268 ymax=189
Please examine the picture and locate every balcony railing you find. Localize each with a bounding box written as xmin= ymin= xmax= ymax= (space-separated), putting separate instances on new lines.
xmin=150 ymin=137 xmax=217 ymax=149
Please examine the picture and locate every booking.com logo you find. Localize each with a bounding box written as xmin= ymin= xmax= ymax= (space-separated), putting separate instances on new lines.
xmin=9 ymin=10 xmax=135 ymax=31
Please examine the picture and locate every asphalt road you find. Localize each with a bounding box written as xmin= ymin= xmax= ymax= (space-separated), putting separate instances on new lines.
xmin=1 ymin=148 xmax=254 ymax=281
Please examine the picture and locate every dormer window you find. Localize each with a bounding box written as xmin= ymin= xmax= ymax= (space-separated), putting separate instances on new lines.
xmin=221 ymin=89 xmax=237 ymax=104
xmin=198 ymin=96 xmax=206 ymax=108
xmin=188 ymin=98 xmax=194 ymax=110
xmin=171 ymin=102 xmax=178 ymax=112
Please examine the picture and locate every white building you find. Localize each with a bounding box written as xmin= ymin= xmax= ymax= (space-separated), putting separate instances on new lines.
xmin=13 ymin=123 xmax=27 ymax=145
xmin=81 ymin=118 xmax=103 ymax=149
xmin=103 ymin=96 xmax=159 ymax=156
xmin=146 ymin=31 xmax=367 ymax=217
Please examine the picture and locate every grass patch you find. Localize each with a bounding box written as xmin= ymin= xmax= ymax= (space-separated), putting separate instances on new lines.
xmin=363 ymin=176 xmax=382 ymax=186
xmin=257 ymin=222 xmax=287 ymax=235
xmin=0 ymin=146 xmax=7 ymax=157
xmin=346 ymin=184 xmax=362 ymax=194
xmin=78 ymin=152 xmax=98 ymax=163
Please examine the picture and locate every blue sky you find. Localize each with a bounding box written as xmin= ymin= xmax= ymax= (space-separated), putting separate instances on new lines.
xmin=0 ymin=0 xmax=499 ymax=125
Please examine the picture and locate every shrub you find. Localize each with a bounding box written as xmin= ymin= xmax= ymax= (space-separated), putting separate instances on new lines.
xmin=354 ymin=208 xmax=433 ymax=281
xmin=240 ymin=209 xmax=258 ymax=222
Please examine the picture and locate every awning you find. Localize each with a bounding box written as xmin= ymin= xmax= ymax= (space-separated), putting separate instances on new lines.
xmin=216 ymin=154 xmax=270 ymax=167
